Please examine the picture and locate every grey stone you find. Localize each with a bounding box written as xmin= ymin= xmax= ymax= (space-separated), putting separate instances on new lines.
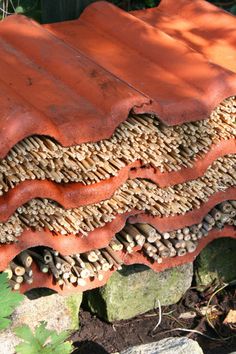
xmin=86 ymin=263 xmax=193 ymax=322
xmin=117 ymin=337 xmax=204 ymax=354
xmin=195 ymin=237 xmax=236 ymax=290
xmin=0 ymin=329 xmax=21 ymax=354
xmin=0 ymin=290 xmax=82 ymax=354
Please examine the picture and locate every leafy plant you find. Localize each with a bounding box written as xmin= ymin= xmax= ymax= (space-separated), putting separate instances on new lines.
xmin=0 ymin=0 xmax=41 ymax=21
xmin=0 ymin=272 xmax=24 ymax=331
xmin=14 ymin=321 xmax=74 ymax=354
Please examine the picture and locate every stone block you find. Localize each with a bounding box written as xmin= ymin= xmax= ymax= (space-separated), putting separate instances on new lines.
xmin=86 ymin=263 xmax=193 ymax=322
xmin=0 ymin=290 xmax=82 ymax=354
xmin=116 ymin=337 xmax=204 ymax=354
xmin=195 ymin=237 xmax=236 ymax=290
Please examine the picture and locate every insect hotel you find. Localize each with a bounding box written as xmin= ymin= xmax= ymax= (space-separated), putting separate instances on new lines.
xmin=0 ymin=0 xmax=236 ymax=294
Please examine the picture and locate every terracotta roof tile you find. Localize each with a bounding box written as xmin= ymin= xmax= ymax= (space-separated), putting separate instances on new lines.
xmin=1 ymin=186 xmax=236 ymax=273
xmin=132 ymin=0 xmax=236 ymax=73
xmin=0 ymin=138 xmax=235 ymax=222
xmin=8 ymin=226 xmax=236 ymax=294
xmin=0 ymin=0 xmax=236 ymax=157
xmin=46 ymin=1 xmax=236 ymax=124
xmin=0 ymin=13 xmax=148 ymax=157
xmin=1 ymin=0 xmax=235 ymax=223
xmin=1 ymin=0 xmax=236 ymax=293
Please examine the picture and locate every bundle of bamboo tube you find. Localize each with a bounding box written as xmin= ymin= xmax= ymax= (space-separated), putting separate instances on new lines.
xmin=0 ymin=93 xmax=235 ymax=294
xmin=6 ymin=198 xmax=235 ymax=290
xmin=0 ymin=96 xmax=235 ymax=194
xmin=6 ymin=245 xmax=124 ymax=290
xmin=0 ymin=154 xmax=235 ymax=242
xmin=119 ymin=200 xmax=236 ymax=261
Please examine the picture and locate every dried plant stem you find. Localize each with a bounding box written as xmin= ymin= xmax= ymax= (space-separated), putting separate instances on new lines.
xmin=6 ymin=202 xmax=236 ymax=290
xmin=0 ymin=97 xmax=235 ymax=194
xmin=0 ymin=154 xmax=235 ymax=242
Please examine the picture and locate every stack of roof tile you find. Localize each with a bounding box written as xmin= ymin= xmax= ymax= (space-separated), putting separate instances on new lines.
xmin=0 ymin=0 xmax=236 ymax=294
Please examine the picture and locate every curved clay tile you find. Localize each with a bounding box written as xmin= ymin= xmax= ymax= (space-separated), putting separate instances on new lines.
xmin=1 ymin=188 xmax=236 ymax=270
xmin=1 ymin=0 xmax=236 ymax=294
xmin=0 ymin=0 xmax=235 ymax=157
xmin=0 ymin=138 xmax=234 ymax=222
xmin=20 ymin=263 xmax=114 ymax=295
xmin=1 ymin=149 xmax=235 ymax=238
xmin=46 ymin=1 xmax=236 ymax=125
xmin=18 ymin=227 xmax=236 ymax=295
xmin=124 ymin=226 xmax=236 ymax=271
xmin=129 ymin=187 xmax=236 ymax=231
xmin=132 ymin=0 xmax=236 ymax=73
xmin=0 ymin=14 xmax=149 ymax=158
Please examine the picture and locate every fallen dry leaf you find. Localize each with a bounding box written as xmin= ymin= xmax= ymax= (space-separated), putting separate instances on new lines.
xmin=198 ymin=305 xmax=220 ymax=316
xmin=179 ymin=311 xmax=197 ymax=320
xmin=223 ymin=309 xmax=236 ymax=325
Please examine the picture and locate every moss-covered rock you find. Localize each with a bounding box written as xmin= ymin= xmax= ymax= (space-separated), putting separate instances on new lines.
xmin=14 ymin=290 xmax=83 ymax=330
xmin=66 ymin=293 xmax=83 ymax=329
xmin=195 ymin=237 xmax=236 ymax=290
xmin=86 ymin=263 xmax=193 ymax=322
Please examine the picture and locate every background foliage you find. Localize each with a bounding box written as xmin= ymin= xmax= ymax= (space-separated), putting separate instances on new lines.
xmin=0 ymin=0 xmax=41 ymax=20
xmin=0 ymin=0 xmax=235 ymax=22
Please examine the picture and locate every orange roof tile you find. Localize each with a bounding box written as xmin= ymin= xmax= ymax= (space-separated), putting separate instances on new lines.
xmin=132 ymin=0 xmax=236 ymax=73
xmin=1 ymin=186 xmax=236 ymax=272
xmin=0 ymin=138 xmax=235 ymax=222
xmin=0 ymin=12 xmax=148 ymax=157
xmin=8 ymin=226 xmax=236 ymax=294
xmin=47 ymin=1 xmax=236 ymax=124
xmin=1 ymin=0 xmax=236 ymax=293
xmin=0 ymin=0 xmax=236 ymax=157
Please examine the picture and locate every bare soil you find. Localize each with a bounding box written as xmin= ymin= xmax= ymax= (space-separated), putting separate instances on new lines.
xmin=72 ymin=286 xmax=236 ymax=354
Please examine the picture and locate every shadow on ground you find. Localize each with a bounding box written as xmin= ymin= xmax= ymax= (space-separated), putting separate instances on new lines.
xmin=73 ymin=340 xmax=109 ymax=354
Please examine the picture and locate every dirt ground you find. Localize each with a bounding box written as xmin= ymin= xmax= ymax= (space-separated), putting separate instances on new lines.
xmin=72 ymin=286 xmax=236 ymax=354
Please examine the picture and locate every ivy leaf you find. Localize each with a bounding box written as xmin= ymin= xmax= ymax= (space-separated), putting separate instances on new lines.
xmin=14 ymin=322 xmax=74 ymax=354
xmin=0 ymin=273 xmax=24 ymax=331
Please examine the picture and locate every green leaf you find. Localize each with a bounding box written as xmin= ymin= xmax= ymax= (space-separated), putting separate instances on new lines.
xmin=34 ymin=322 xmax=52 ymax=345
xmin=0 ymin=273 xmax=24 ymax=331
xmin=14 ymin=325 xmax=37 ymax=342
xmin=15 ymin=6 xmax=24 ymax=13
xmin=15 ymin=322 xmax=74 ymax=354
xmin=14 ymin=342 xmax=41 ymax=354
xmin=0 ymin=318 xmax=11 ymax=331
xmin=48 ymin=341 xmax=74 ymax=354
xmin=48 ymin=330 xmax=72 ymax=347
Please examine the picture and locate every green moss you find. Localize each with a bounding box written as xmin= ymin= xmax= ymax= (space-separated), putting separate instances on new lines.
xmin=65 ymin=293 xmax=83 ymax=329
xmin=195 ymin=238 xmax=236 ymax=290
xmin=86 ymin=263 xmax=193 ymax=322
